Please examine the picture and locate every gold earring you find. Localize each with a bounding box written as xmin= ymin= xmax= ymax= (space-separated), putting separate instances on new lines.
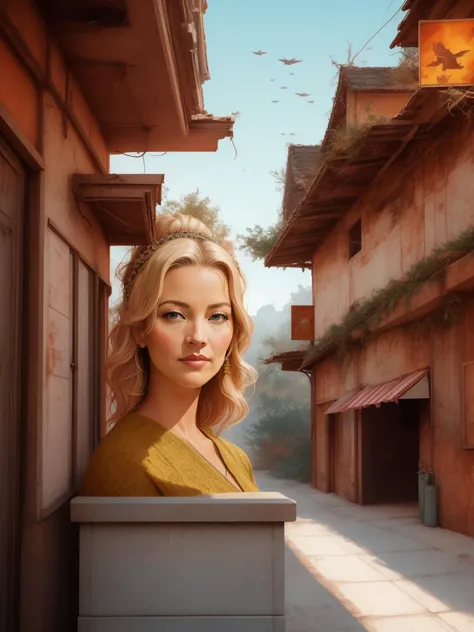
xmin=224 ymin=357 xmax=231 ymax=376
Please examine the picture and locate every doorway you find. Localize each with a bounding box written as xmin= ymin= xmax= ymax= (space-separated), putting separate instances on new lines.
xmin=0 ymin=136 xmax=25 ymax=631
xmin=329 ymin=410 xmax=359 ymax=503
xmin=360 ymin=399 xmax=420 ymax=505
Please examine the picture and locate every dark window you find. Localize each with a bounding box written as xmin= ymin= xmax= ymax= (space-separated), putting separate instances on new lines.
xmin=349 ymin=219 xmax=362 ymax=259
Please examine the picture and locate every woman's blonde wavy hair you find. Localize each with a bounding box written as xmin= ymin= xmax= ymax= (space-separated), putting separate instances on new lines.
xmin=108 ymin=213 xmax=257 ymax=431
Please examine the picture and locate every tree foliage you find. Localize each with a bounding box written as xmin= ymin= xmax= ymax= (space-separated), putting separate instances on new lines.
xmin=246 ymin=396 xmax=311 ymax=482
xmin=237 ymin=221 xmax=283 ymax=261
xmin=244 ymin=285 xmax=312 ymax=481
xmin=162 ymin=189 xmax=231 ymax=242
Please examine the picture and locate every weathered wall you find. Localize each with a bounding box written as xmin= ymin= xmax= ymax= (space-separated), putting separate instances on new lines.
xmin=346 ymin=91 xmax=413 ymax=126
xmin=430 ymin=299 xmax=474 ymax=536
xmin=311 ymin=301 xmax=474 ymax=536
xmin=309 ymin=80 xmax=474 ymax=537
xmin=0 ymin=3 xmax=111 ymax=631
xmin=312 ymin=120 xmax=474 ymax=339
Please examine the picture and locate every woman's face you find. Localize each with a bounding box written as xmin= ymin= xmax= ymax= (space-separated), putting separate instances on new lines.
xmin=144 ymin=265 xmax=234 ymax=389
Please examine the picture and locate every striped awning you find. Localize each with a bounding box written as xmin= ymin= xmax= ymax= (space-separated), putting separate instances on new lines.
xmin=325 ymin=369 xmax=429 ymax=415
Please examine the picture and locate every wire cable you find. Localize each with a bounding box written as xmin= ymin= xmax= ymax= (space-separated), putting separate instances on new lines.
xmin=351 ymin=4 xmax=404 ymax=65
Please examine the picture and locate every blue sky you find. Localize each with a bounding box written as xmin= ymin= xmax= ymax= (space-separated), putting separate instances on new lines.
xmin=111 ymin=0 xmax=405 ymax=314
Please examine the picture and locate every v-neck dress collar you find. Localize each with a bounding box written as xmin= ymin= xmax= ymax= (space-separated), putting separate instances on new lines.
xmin=116 ymin=413 xmax=256 ymax=496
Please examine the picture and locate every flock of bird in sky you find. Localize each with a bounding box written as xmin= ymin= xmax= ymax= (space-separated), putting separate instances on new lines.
xmin=230 ymin=50 xmax=315 ymax=132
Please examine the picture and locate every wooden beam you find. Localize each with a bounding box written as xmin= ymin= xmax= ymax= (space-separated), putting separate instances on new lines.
xmin=373 ymin=125 xmax=419 ymax=181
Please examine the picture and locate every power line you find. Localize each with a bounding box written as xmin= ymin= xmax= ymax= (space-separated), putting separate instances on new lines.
xmin=351 ymin=4 xmax=404 ymax=65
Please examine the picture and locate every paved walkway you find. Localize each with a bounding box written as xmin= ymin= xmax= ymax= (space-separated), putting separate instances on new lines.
xmin=256 ymin=472 xmax=474 ymax=632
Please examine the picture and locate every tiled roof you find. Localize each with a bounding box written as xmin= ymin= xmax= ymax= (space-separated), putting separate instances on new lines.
xmin=283 ymin=145 xmax=322 ymax=221
xmin=390 ymin=0 xmax=473 ymax=49
xmin=265 ymin=86 xmax=453 ymax=270
xmin=342 ymin=66 xmax=418 ymax=92
xmin=287 ymin=145 xmax=322 ymax=190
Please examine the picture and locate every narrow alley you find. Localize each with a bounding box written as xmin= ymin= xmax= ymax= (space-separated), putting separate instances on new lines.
xmin=257 ymin=473 xmax=474 ymax=632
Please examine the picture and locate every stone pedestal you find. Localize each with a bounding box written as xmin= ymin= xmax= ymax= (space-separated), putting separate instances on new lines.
xmin=71 ymin=492 xmax=297 ymax=632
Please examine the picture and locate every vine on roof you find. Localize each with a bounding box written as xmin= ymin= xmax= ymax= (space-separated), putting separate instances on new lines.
xmin=305 ymin=224 xmax=474 ymax=366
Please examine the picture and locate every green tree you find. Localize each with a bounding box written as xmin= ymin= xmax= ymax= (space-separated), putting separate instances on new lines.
xmin=246 ymin=395 xmax=311 ymax=482
xmin=162 ymin=189 xmax=231 ymax=242
xmin=237 ymin=221 xmax=283 ymax=262
xmin=237 ymin=168 xmax=286 ymax=261
xmin=244 ymin=285 xmax=312 ymax=481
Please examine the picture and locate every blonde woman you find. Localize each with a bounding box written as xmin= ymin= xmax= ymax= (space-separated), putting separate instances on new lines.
xmin=81 ymin=213 xmax=259 ymax=496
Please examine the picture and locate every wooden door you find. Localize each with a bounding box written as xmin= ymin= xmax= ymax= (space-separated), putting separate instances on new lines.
xmin=0 ymin=137 xmax=24 ymax=631
xmin=334 ymin=411 xmax=357 ymax=502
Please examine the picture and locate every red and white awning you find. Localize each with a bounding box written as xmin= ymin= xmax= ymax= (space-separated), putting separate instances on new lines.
xmin=325 ymin=369 xmax=429 ymax=415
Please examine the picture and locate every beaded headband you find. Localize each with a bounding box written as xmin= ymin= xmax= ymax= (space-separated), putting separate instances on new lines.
xmin=123 ymin=231 xmax=241 ymax=301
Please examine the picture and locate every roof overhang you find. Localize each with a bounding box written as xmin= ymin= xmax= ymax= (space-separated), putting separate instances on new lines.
xmin=73 ymin=173 xmax=163 ymax=245
xmin=263 ymin=350 xmax=309 ymax=373
xmin=35 ymin=0 xmax=233 ymax=153
xmin=265 ymin=87 xmax=463 ymax=269
xmin=321 ymin=67 xmax=418 ymax=151
xmin=325 ymin=369 xmax=429 ymax=414
xmin=390 ymin=0 xmax=474 ymax=49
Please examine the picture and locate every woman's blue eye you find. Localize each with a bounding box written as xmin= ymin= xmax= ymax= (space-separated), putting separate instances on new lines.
xmin=210 ymin=312 xmax=229 ymax=322
xmin=163 ymin=311 xmax=229 ymax=322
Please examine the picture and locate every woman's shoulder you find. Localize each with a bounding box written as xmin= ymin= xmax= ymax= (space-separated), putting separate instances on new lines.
xmin=80 ymin=412 xmax=161 ymax=496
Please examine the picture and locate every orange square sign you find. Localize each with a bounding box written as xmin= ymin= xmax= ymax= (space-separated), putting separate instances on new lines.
xmin=291 ymin=305 xmax=314 ymax=341
xmin=419 ymin=19 xmax=474 ymax=87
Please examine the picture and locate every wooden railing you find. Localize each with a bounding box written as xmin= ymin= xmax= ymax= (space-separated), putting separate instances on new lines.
xmin=71 ymin=492 xmax=297 ymax=631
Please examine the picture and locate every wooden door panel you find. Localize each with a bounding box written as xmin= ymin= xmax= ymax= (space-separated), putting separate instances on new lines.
xmin=0 ymin=138 xmax=24 ymax=632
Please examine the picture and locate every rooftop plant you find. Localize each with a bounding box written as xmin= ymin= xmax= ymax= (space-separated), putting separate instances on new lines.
xmin=304 ymin=224 xmax=474 ymax=366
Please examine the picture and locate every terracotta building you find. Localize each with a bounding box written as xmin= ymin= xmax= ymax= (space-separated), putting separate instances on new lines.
xmin=265 ymin=22 xmax=474 ymax=537
xmin=0 ymin=2 xmax=233 ymax=630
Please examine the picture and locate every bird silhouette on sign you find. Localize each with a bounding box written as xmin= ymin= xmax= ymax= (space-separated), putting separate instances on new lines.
xmin=253 ymin=50 xmax=267 ymax=56
xmin=279 ymin=57 xmax=302 ymax=65
xmin=296 ymin=92 xmax=310 ymax=97
xmin=280 ymin=86 xmax=288 ymax=89
xmin=271 ymin=100 xmax=280 ymax=103
xmin=427 ymin=42 xmax=470 ymax=70
xmin=437 ymin=73 xmax=452 ymax=84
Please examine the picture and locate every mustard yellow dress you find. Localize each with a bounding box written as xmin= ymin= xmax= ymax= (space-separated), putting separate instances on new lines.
xmin=80 ymin=412 xmax=259 ymax=496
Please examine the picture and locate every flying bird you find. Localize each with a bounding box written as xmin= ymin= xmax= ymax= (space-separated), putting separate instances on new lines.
xmin=427 ymin=42 xmax=470 ymax=70
xmin=270 ymin=78 xmax=275 ymax=82
xmin=279 ymin=57 xmax=303 ymax=66
xmin=231 ymin=111 xmax=241 ymax=117
xmin=280 ymin=133 xmax=286 ymax=136
xmin=253 ymin=50 xmax=267 ymax=56
xmin=289 ymin=133 xmax=296 ymax=136
xmin=280 ymin=86 xmax=288 ymax=89
xmin=437 ymin=74 xmax=452 ymax=84
xmin=271 ymin=100 xmax=280 ymax=103
xmin=295 ymin=92 xmax=311 ymax=97
xmin=308 ymin=100 xmax=315 ymax=104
